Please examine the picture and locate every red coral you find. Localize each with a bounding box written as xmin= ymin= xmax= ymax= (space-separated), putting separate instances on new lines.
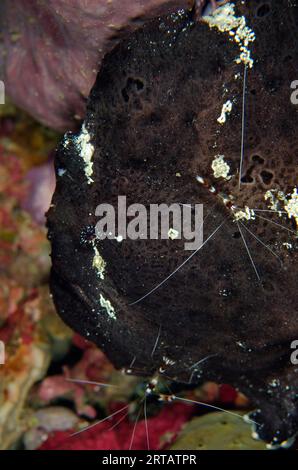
xmin=40 ymin=402 xmax=194 ymax=450
xmin=218 ymin=384 xmax=238 ymax=404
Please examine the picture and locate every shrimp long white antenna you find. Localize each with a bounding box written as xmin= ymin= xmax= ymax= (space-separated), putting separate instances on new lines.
xmin=188 ymin=354 xmax=219 ymax=384
xmin=255 ymin=214 xmax=297 ymax=235
xmin=70 ymin=404 xmax=129 ymax=437
xmin=237 ymin=221 xmax=261 ymax=282
xmin=189 ymin=353 xmax=219 ymax=370
xmin=239 ymin=221 xmax=282 ymax=264
xmin=66 ymin=378 xmax=119 ymax=388
xmin=172 ymin=395 xmax=259 ymax=427
xmin=129 ymin=404 xmax=143 ymax=450
xmin=130 ymin=220 xmax=226 ymax=306
xmin=151 ymin=324 xmax=162 ymax=358
xmin=107 ymin=409 xmax=130 ymax=432
xmin=239 ymin=64 xmax=248 ymax=190
xmin=129 ymin=356 xmax=137 ymax=369
xmin=252 ymin=209 xmax=287 ymax=215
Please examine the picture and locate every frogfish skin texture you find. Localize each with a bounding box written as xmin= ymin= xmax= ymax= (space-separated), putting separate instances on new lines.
xmin=47 ymin=1 xmax=298 ymax=446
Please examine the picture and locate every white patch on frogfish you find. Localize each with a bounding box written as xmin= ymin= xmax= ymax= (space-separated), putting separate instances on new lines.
xmin=233 ymin=206 xmax=255 ymax=221
xmin=76 ymin=123 xmax=95 ymax=184
xmin=92 ymin=242 xmax=106 ymax=280
xmin=283 ymin=242 xmax=293 ymax=250
xmin=217 ymin=100 xmax=233 ymax=124
xmin=168 ymin=228 xmax=179 ymax=240
xmin=203 ymin=3 xmax=256 ymax=69
xmin=58 ymin=168 xmax=66 ymax=177
xmin=264 ymin=189 xmax=284 ymax=213
xmin=211 ymin=154 xmax=231 ymax=179
xmin=284 ymin=188 xmax=298 ymax=228
xmin=265 ymin=188 xmax=298 ymax=227
xmin=99 ymin=294 xmax=116 ymax=320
